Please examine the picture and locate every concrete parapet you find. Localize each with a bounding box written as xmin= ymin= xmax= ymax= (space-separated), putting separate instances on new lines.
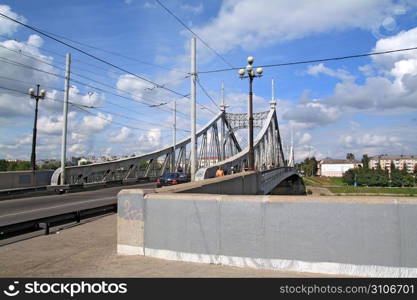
xmin=155 ymin=171 xmax=262 ymax=195
xmin=117 ymin=189 xmax=154 ymax=255
xmin=0 ymin=170 xmax=54 ymax=190
xmin=118 ymin=191 xmax=417 ymax=277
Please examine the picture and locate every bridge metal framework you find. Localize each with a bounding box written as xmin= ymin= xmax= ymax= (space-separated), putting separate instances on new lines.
xmin=51 ymin=102 xmax=288 ymax=186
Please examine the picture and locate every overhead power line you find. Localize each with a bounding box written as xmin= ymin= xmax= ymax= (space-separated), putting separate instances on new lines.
xmin=0 ymin=85 xmax=186 ymax=133
xmin=0 ymin=55 xmax=191 ymax=119
xmin=0 ymin=28 xmax=185 ymax=76
xmin=0 ymin=85 xmax=94 ymax=108
xmin=0 ymin=56 xmax=65 ymax=79
xmin=198 ymin=46 xmax=417 ymax=74
xmin=155 ymin=0 xmax=234 ymax=69
xmin=196 ymin=77 xmax=220 ymax=110
xmin=0 ymin=44 xmax=190 ymax=111
xmin=0 ymin=75 xmax=63 ymax=91
xmin=33 ymin=29 xmax=187 ymax=74
xmin=93 ymin=107 xmax=190 ymax=133
xmin=72 ymin=105 xmax=175 ymax=133
xmin=0 ymin=34 xmax=126 ymax=75
xmin=0 ymin=12 xmax=188 ymax=98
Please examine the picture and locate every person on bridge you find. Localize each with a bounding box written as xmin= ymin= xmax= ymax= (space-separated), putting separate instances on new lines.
xmin=215 ymin=167 xmax=224 ymax=177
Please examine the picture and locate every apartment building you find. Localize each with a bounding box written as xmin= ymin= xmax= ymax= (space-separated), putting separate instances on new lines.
xmin=369 ymin=155 xmax=417 ymax=173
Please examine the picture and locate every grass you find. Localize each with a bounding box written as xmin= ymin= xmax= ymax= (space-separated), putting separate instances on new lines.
xmin=302 ymin=176 xmax=347 ymax=187
xmin=328 ymin=186 xmax=417 ymax=195
xmin=303 ymin=176 xmax=417 ymax=196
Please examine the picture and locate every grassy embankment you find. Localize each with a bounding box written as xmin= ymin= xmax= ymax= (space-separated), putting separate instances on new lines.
xmin=303 ymin=176 xmax=417 ymax=196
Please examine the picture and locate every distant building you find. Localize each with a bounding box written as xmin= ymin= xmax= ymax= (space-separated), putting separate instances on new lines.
xmin=318 ymin=159 xmax=362 ymax=177
xmin=369 ymin=155 xmax=417 ymax=173
xmin=78 ymin=158 xmax=89 ymax=166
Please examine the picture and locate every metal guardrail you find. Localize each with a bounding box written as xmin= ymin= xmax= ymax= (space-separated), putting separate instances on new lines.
xmin=0 ymin=204 xmax=116 ymax=240
xmin=0 ymin=185 xmax=47 ymax=195
xmin=0 ymin=186 xmax=50 ymax=201
xmin=0 ymin=177 xmax=152 ymax=201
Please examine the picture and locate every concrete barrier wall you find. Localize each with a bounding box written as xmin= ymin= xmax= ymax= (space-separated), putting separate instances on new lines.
xmin=0 ymin=170 xmax=54 ymax=190
xmin=117 ymin=191 xmax=417 ymax=277
xmin=157 ymin=168 xmax=304 ymax=195
xmin=157 ymin=171 xmax=260 ymax=195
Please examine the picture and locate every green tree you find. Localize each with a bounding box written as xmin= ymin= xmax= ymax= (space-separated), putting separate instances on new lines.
xmin=374 ymin=168 xmax=389 ymax=186
xmin=356 ymin=168 xmax=371 ymax=186
xmin=301 ymin=157 xmax=318 ymax=176
xmin=390 ymin=166 xmax=403 ymax=187
xmin=361 ymin=154 xmax=370 ymax=169
xmin=342 ymin=168 xmax=356 ymax=185
xmin=0 ymin=159 xmax=8 ymax=171
xmin=7 ymin=160 xmax=32 ymax=171
xmin=346 ymin=153 xmax=355 ymax=160
xmin=40 ymin=161 xmax=61 ymax=170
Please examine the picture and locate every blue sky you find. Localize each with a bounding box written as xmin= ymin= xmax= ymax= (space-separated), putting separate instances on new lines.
xmin=0 ymin=0 xmax=417 ymax=162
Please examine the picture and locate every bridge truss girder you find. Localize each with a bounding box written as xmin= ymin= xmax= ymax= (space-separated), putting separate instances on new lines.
xmin=51 ymin=104 xmax=286 ymax=186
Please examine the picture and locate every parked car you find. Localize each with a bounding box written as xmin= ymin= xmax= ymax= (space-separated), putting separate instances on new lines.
xmin=156 ymin=172 xmax=190 ymax=188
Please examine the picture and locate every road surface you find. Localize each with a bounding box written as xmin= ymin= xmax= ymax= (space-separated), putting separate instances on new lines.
xmin=0 ymin=183 xmax=155 ymax=227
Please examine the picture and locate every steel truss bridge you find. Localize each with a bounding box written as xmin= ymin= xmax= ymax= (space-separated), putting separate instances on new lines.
xmin=51 ymin=102 xmax=294 ymax=186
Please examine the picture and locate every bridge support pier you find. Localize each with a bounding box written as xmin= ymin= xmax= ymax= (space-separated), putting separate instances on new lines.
xmin=270 ymin=175 xmax=306 ymax=195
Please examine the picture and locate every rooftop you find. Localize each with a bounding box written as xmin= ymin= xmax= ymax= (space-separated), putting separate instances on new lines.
xmin=319 ymin=159 xmax=360 ymax=164
xmin=370 ymin=155 xmax=417 ymax=160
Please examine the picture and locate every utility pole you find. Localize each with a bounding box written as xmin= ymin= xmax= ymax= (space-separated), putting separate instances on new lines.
xmin=60 ymin=53 xmax=71 ymax=185
xmin=29 ymin=84 xmax=46 ymax=171
xmin=172 ymin=99 xmax=176 ymax=172
xmin=190 ymin=37 xmax=197 ymax=181
xmin=289 ymin=130 xmax=294 ymax=167
xmin=219 ymin=81 xmax=228 ymax=161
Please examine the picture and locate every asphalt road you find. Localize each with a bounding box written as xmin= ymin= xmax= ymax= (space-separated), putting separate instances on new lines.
xmin=0 ymin=182 xmax=156 ymax=227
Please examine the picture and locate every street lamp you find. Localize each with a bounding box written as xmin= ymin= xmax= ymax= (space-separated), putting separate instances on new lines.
xmin=28 ymin=84 xmax=46 ymax=171
xmin=239 ymin=56 xmax=263 ymax=171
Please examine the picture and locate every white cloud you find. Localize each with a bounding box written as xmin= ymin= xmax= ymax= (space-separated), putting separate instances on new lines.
xmin=0 ymin=35 xmax=62 ymax=120
xmin=224 ymin=92 xmax=269 ymax=113
xmin=193 ymin=0 xmax=412 ymax=53
xmin=69 ymin=143 xmax=89 ymax=156
xmin=37 ymin=112 xmax=77 ymax=135
xmin=116 ymin=74 xmax=153 ymax=100
xmin=0 ymin=35 xmax=56 ymax=89
xmin=298 ymin=132 xmax=312 ymax=144
xmin=301 ymin=26 xmax=417 ymax=112
xmin=307 ymin=63 xmax=354 ymax=82
xmin=137 ymin=128 xmax=163 ymax=153
xmin=108 ymin=126 xmax=132 ymax=142
xmin=340 ymin=133 xmax=402 ymax=148
xmin=0 ymin=5 xmax=26 ymax=36
xmin=79 ymin=112 xmax=112 ymax=133
xmin=372 ymin=26 xmax=417 ymax=68
xmin=181 ymin=3 xmax=203 ymax=14
xmin=283 ymin=101 xmax=341 ymax=129
xmin=68 ymin=87 xmax=105 ymax=107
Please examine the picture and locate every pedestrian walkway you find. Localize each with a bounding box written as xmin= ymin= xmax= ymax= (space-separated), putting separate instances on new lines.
xmin=0 ymin=214 xmax=335 ymax=277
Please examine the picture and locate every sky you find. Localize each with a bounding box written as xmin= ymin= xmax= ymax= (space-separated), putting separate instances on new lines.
xmin=0 ymin=0 xmax=417 ymax=162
